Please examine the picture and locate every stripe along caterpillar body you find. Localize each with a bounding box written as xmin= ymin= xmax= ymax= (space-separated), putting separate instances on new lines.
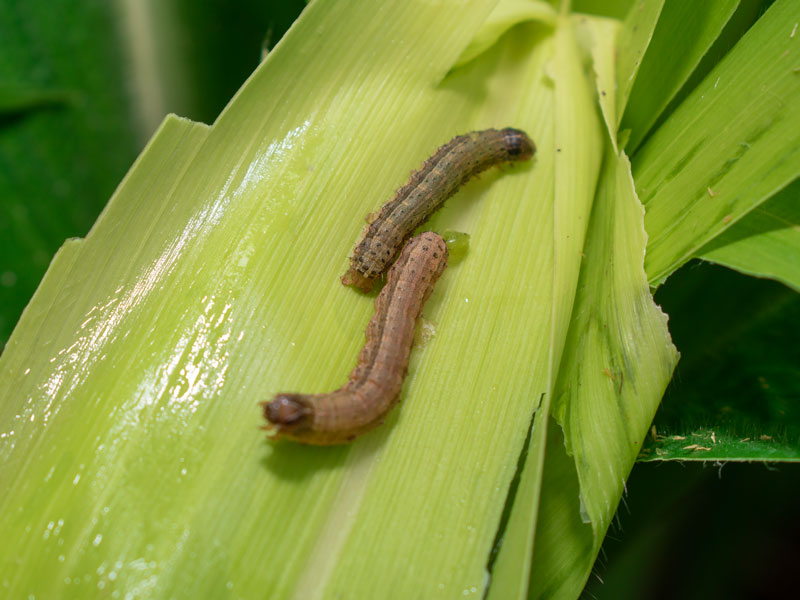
xmin=341 ymin=127 xmax=534 ymax=292
xmin=263 ymin=232 xmax=448 ymax=445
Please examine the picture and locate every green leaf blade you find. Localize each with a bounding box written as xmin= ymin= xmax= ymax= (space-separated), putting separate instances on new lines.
xmin=621 ymin=0 xmax=740 ymax=152
xmin=1 ymin=1 xmax=567 ymax=597
xmin=697 ymin=178 xmax=800 ymax=291
xmin=634 ymin=0 xmax=800 ymax=286
xmin=614 ymin=0 xmax=665 ymax=126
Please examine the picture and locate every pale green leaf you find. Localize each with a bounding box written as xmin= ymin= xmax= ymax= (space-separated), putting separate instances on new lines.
xmin=454 ymin=0 xmax=557 ymax=68
xmin=614 ymin=0 xmax=665 ymax=127
xmin=551 ymin=145 xmax=678 ymax=536
xmin=1 ymin=1 xmax=560 ymax=597
xmin=488 ymin=14 xmax=677 ymax=599
xmin=528 ymin=146 xmax=678 ymax=598
xmin=574 ymin=15 xmax=620 ymax=151
xmin=483 ymin=400 xmax=546 ymax=600
xmin=526 ymin=420 xmax=593 ymax=600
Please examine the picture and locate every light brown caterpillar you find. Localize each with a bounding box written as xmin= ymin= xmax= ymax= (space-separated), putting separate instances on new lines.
xmin=263 ymin=232 xmax=448 ymax=445
xmin=341 ymin=127 xmax=534 ymax=292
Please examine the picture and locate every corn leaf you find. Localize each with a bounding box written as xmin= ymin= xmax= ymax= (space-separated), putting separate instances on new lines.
xmin=490 ymin=122 xmax=679 ymax=598
xmin=633 ymin=0 xmax=800 ymax=286
xmin=621 ymin=0 xmax=740 ymax=152
xmin=697 ymin=179 xmax=800 ymax=292
xmin=1 ymin=1 xmax=555 ymax=597
xmin=614 ymin=0 xmax=664 ymax=127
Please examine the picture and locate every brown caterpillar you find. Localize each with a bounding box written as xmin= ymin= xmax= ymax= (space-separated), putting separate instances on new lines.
xmin=262 ymin=232 xmax=448 ymax=445
xmin=341 ymin=127 xmax=534 ymax=292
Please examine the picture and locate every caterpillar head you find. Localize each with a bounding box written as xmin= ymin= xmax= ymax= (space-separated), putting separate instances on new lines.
xmin=261 ymin=394 xmax=314 ymax=441
xmin=500 ymin=128 xmax=535 ymax=161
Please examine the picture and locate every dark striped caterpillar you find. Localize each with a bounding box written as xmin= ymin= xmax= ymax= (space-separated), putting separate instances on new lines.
xmin=263 ymin=232 xmax=448 ymax=444
xmin=341 ymin=128 xmax=534 ymax=292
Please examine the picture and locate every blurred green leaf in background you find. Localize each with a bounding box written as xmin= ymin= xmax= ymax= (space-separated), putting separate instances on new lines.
xmin=1 ymin=0 xmax=798 ymax=598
